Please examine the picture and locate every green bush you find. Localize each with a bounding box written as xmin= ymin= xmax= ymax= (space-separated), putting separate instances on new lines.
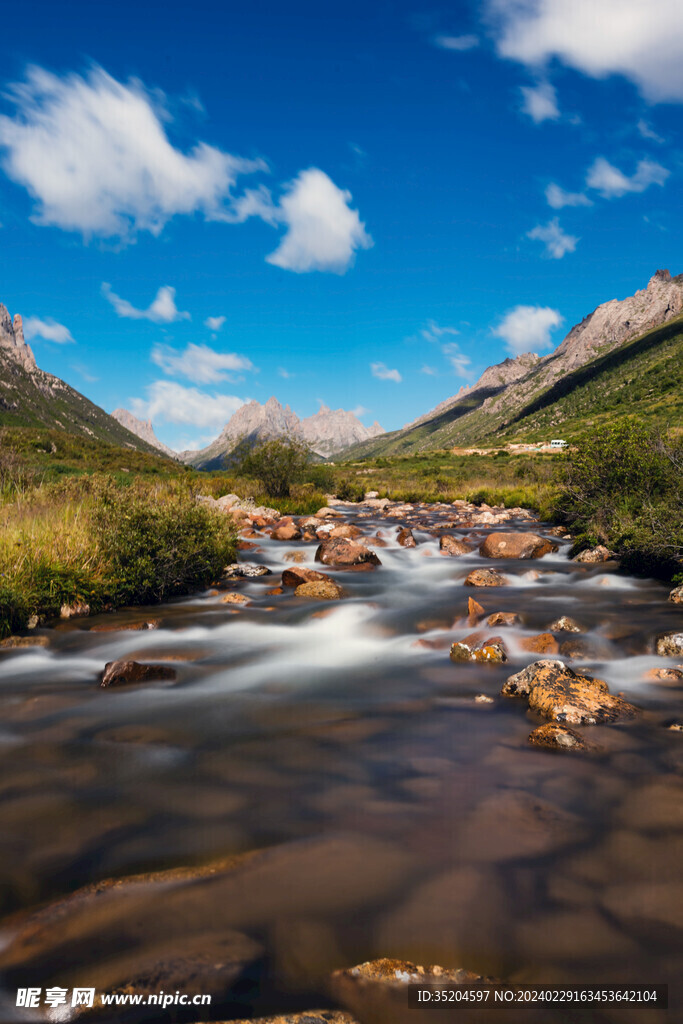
xmin=92 ymin=484 xmax=236 ymax=605
xmin=336 ymin=478 xmax=365 ymax=502
xmin=233 ymin=437 xmax=311 ymax=498
xmin=557 ymin=420 xmax=682 ymax=579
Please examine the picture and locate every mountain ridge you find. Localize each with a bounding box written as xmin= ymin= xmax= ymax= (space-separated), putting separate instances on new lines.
xmin=341 ymin=269 xmax=683 ymax=458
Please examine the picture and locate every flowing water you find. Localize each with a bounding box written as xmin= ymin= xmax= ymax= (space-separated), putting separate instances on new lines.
xmin=0 ymin=506 xmax=682 ymax=1022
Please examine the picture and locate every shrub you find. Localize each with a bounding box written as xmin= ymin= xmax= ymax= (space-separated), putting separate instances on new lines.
xmin=92 ymin=483 xmax=236 ymax=605
xmin=557 ymin=420 xmax=682 ymax=579
xmin=233 ymin=437 xmax=311 ymax=497
xmin=336 ymin=478 xmax=365 ymax=502
xmin=0 ymin=581 xmax=29 ymax=638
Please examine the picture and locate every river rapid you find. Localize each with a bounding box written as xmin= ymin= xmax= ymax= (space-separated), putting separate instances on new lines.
xmin=0 ymin=501 xmax=681 ymax=1023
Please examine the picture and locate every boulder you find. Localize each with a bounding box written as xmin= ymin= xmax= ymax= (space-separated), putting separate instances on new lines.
xmin=573 ymin=545 xmax=613 ymax=563
xmin=548 ymin=615 xmax=585 ymax=633
xmin=519 ymin=632 xmax=560 ymax=655
xmin=221 ymin=593 xmax=250 ymax=605
xmin=487 ymin=611 xmax=519 ymax=626
xmin=100 ymin=660 xmax=177 ymax=688
xmin=271 ymin=520 xmax=302 ymax=541
xmin=450 ymin=633 xmax=507 ymax=664
xmin=222 ymin=563 xmax=271 ymax=578
xmin=0 ymin=635 xmax=49 ymax=649
xmin=282 ymin=567 xmax=329 ymax=588
xmin=316 ymin=537 xmax=381 ymax=568
xmin=60 ymin=602 xmax=90 ymax=619
xmin=440 ymin=535 xmax=472 ymax=556
xmin=645 ymin=667 xmax=683 ymax=682
xmin=669 ymin=584 xmax=683 ymax=604
xmin=464 ymin=569 xmax=509 ymax=587
xmin=528 ymin=723 xmax=588 ymax=751
xmin=295 ymin=580 xmax=345 ymax=601
xmin=328 ymin=523 xmax=363 ymax=539
xmin=315 ymin=507 xmax=344 ymax=519
xmin=655 ymin=631 xmax=683 ymax=657
xmin=397 ymin=527 xmax=416 ymax=548
xmin=502 ymin=659 xmax=637 ymax=725
xmin=479 ymin=532 xmax=557 ymax=559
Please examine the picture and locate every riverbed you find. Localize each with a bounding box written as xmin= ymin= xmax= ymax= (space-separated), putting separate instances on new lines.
xmin=0 ymin=502 xmax=681 ymax=1022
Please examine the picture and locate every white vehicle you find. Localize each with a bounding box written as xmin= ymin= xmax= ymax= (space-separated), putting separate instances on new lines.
xmin=550 ymin=439 xmax=567 ymax=448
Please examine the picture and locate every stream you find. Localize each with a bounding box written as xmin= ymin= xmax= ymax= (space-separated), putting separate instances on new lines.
xmin=0 ymin=502 xmax=681 ymax=1022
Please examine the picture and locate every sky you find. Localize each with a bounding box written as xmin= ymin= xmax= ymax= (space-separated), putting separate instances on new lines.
xmin=0 ymin=0 xmax=682 ymax=450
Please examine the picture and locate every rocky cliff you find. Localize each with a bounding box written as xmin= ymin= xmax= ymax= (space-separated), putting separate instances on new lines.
xmin=111 ymin=409 xmax=177 ymax=458
xmin=0 ymin=305 xmax=36 ymax=371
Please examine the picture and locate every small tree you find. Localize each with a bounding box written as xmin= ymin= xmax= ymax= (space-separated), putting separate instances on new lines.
xmin=234 ymin=436 xmax=311 ymax=497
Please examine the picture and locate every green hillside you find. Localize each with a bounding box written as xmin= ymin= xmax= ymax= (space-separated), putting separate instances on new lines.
xmin=341 ymin=315 xmax=683 ymax=459
xmin=0 ymin=350 xmax=160 ymax=453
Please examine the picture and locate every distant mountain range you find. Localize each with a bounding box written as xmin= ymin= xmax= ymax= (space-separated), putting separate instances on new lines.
xmin=111 ymin=408 xmax=177 ymax=459
xmin=0 ymin=304 xmax=160 ymax=453
xmin=175 ymin=397 xmax=384 ymax=469
xmin=342 ymin=269 xmax=683 ymax=458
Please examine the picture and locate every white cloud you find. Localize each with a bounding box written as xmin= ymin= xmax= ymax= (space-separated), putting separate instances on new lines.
xmin=421 ymin=365 xmax=438 ymax=375
xmin=266 ymin=169 xmax=372 ymax=273
xmin=442 ymin=342 xmax=472 ymax=376
xmin=487 ymin=0 xmax=683 ymax=104
xmin=22 ymin=316 xmax=74 ymax=344
xmin=130 ymin=380 xmax=244 ymax=430
xmin=420 ymin=320 xmax=459 ymax=343
xmin=433 ymin=34 xmax=479 ymax=51
xmin=637 ymin=119 xmax=663 ymax=142
xmin=102 ymin=283 xmax=190 ymax=323
xmin=151 ymin=342 xmax=254 ymax=384
xmin=0 ymin=65 xmax=265 ymax=240
xmin=493 ymin=305 xmax=563 ymax=356
xmin=204 ymin=315 xmax=226 ymax=332
xmin=350 ymin=405 xmax=369 ymax=418
xmin=527 ymin=218 xmax=578 ymax=258
xmin=585 ymin=156 xmax=669 ymax=198
xmin=371 ymin=361 xmax=402 ymax=383
xmin=520 ymin=82 xmax=560 ymax=123
xmin=545 ymin=182 xmax=592 ymax=209
xmin=277 ymin=367 xmax=294 ymax=379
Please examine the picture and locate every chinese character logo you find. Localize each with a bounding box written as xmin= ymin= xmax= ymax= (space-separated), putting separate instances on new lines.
xmin=16 ymin=989 xmax=41 ymax=1008
xmin=72 ymin=988 xmax=95 ymax=1007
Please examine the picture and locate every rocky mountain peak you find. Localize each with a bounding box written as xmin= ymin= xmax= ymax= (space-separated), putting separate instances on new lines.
xmin=0 ymin=305 xmax=36 ymax=371
xmin=111 ymin=409 xmax=176 ymax=458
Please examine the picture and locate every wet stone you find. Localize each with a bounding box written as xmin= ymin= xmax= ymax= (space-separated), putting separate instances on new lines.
xmin=655 ymin=631 xmax=683 ymax=657
xmin=397 ymin=527 xmax=417 ymax=547
xmin=479 ymin=531 xmax=557 ymax=560
xmin=439 ymin=535 xmax=472 ymax=556
xmin=502 ymin=659 xmax=638 ymax=726
xmin=450 ymin=633 xmax=507 ymax=664
xmin=548 ymin=615 xmax=585 ymax=633
xmin=222 ymin=563 xmax=272 ymax=578
xmin=464 ymin=569 xmax=509 ymax=587
xmin=100 ymin=660 xmax=177 ymax=688
xmin=282 ymin=567 xmax=329 ymax=588
xmin=295 ymin=580 xmax=345 ymax=601
xmin=669 ymin=584 xmax=683 ymax=604
xmin=528 ymin=723 xmax=589 ymax=752
xmin=222 ymin=593 xmax=251 ymax=605
xmin=519 ymin=633 xmax=560 ymax=655
xmin=487 ymin=611 xmax=520 ymax=627
xmin=0 ymin=635 xmax=50 ymax=649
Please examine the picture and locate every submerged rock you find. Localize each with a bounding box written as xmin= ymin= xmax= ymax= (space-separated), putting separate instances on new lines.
xmin=282 ymin=567 xmax=329 ymax=588
xmin=520 ymin=632 xmax=560 ymax=655
xmin=502 ymin=659 xmax=637 ymax=725
xmin=479 ymin=532 xmax=557 ymax=560
xmin=548 ymin=615 xmax=585 ymax=633
xmin=487 ymin=611 xmax=519 ymax=627
xmin=528 ymin=723 xmax=589 ymax=751
xmin=295 ymin=580 xmax=345 ymax=601
xmin=464 ymin=569 xmax=509 ymax=587
xmin=100 ymin=660 xmax=177 ymax=688
xmin=316 ymin=537 xmax=381 ymax=568
xmin=397 ymin=527 xmax=417 ymax=548
xmin=223 ymin=563 xmax=272 ymax=578
xmin=0 ymin=635 xmax=49 ymax=649
xmin=221 ymin=592 xmax=251 ymax=605
xmin=439 ymin=535 xmax=472 ymax=556
xmin=655 ymin=631 xmax=683 ymax=657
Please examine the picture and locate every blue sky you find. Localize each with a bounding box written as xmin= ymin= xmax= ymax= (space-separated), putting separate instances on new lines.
xmin=0 ymin=0 xmax=681 ymax=449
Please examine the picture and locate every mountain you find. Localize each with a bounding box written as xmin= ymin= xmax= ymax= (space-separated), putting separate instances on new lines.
xmin=341 ymin=270 xmax=683 ymax=458
xmin=111 ymin=409 xmax=177 ymax=458
xmin=181 ymin=397 xmax=385 ymax=469
xmin=0 ymin=302 xmax=162 ymax=453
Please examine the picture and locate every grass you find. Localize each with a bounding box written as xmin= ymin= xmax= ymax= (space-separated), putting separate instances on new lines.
xmin=0 ymin=476 xmax=237 ymax=638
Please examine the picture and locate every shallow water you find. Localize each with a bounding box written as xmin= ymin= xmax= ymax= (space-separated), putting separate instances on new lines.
xmin=0 ymin=506 xmax=682 ymax=1021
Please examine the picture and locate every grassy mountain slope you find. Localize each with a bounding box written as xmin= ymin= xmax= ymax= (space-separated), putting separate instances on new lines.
xmin=341 ymin=315 xmax=683 ymax=459
xmin=0 ymin=350 xmax=161 ymax=454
